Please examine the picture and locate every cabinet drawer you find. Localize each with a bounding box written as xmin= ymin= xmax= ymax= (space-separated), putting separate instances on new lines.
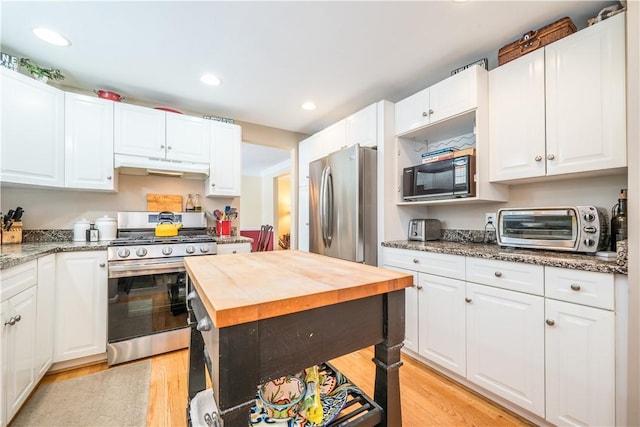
xmin=466 ymin=257 xmax=543 ymax=295
xmin=216 ymin=243 xmax=251 ymax=255
xmin=545 ymin=266 xmax=614 ymax=310
xmin=382 ymin=248 xmax=465 ymax=280
xmin=1 ymin=260 xmax=38 ymax=302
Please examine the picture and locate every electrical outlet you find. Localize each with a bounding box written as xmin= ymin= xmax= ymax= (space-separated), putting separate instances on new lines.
xmin=485 ymin=213 xmax=496 ymax=225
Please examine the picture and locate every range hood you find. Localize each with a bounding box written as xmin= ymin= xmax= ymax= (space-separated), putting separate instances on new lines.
xmin=114 ymin=154 xmax=209 ymax=179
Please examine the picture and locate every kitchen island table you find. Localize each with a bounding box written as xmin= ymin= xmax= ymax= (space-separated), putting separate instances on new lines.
xmin=184 ymin=250 xmax=413 ymax=426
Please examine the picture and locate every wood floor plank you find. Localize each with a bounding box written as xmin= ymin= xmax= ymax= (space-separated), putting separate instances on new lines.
xmin=39 ymin=347 xmax=533 ymax=427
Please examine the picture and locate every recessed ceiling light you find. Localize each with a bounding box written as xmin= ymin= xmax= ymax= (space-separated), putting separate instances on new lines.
xmin=33 ymin=28 xmax=70 ymax=46
xmin=301 ymin=102 xmax=316 ymax=111
xmin=201 ymin=74 xmax=221 ymax=86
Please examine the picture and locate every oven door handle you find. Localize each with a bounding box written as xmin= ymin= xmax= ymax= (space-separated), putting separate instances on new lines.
xmin=108 ymin=260 xmax=186 ymax=277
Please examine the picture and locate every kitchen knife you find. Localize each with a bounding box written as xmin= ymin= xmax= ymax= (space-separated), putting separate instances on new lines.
xmin=12 ymin=207 xmax=23 ymax=222
xmin=4 ymin=209 xmax=15 ymax=230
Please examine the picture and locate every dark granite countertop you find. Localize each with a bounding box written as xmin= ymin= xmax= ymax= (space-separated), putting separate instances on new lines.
xmin=381 ymin=240 xmax=627 ymax=275
xmin=212 ymin=236 xmax=253 ymax=244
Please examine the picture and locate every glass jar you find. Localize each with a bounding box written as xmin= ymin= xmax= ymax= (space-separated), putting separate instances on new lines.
xmin=185 ymin=194 xmax=195 ymax=211
xmin=193 ymin=193 xmax=202 ymax=212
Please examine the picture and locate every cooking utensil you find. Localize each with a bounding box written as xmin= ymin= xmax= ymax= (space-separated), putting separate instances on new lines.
xmin=94 ymin=89 xmax=124 ymax=102
xmin=213 ymin=209 xmax=223 ymax=220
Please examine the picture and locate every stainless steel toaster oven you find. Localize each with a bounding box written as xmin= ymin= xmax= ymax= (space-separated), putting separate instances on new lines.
xmin=497 ymin=206 xmax=608 ymax=253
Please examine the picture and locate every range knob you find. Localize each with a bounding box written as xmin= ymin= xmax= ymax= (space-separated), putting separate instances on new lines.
xmin=583 ymin=213 xmax=596 ymax=222
xmin=162 ymin=246 xmax=173 ymax=256
xmin=200 ymin=246 xmax=210 ymax=254
xmin=584 ymin=238 xmax=596 ymax=247
xmin=583 ymin=226 xmax=597 ymax=234
xmin=117 ymin=248 xmax=131 ymax=258
xmin=136 ymin=247 xmax=148 ymax=257
xmin=186 ymin=245 xmax=196 ymax=254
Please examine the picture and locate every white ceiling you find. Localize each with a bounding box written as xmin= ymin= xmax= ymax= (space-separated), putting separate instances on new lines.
xmin=0 ymin=1 xmax=612 ymax=136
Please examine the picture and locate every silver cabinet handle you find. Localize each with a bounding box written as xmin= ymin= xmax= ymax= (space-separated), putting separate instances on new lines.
xmin=4 ymin=317 xmax=16 ymax=326
xmin=535 ymin=155 xmax=542 ymax=162
xmin=546 ymin=319 xmax=555 ymax=326
xmin=413 ymin=258 xmax=419 ymax=264
xmin=422 ymin=111 xmax=428 ymax=117
xmin=494 ymin=271 xmax=502 ymax=277
xmin=547 ymin=154 xmax=555 ymax=160
xmin=465 ymin=297 xmax=472 ymax=303
xmin=167 ymin=146 xmax=172 ymax=150
xmin=107 ymin=176 xmax=112 ymax=180
xmin=428 ymin=109 xmax=434 ymax=116
xmin=570 ymin=284 xmax=581 ymax=291
xmin=160 ymin=145 xmax=165 ymax=149
xmin=232 ymin=250 xmax=237 ymax=254
xmin=416 ymin=285 xmax=423 ymax=290
xmin=99 ymin=263 xmax=106 ymax=267
xmin=211 ymin=183 xmax=216 ymax=187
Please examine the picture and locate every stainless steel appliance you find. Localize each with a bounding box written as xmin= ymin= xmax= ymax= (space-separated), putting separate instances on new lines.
xmin=309 ymin=144 xmax=377 ymax=265
xmin=408 ymin=219 xmax=442 ymax=241
xmin=106 ymin=211 xmax=216 ymax=365
xmin=402 ymin=155 xmax=475 ymax=201
xmin=497 ymin=206 xmax=608 ymax=253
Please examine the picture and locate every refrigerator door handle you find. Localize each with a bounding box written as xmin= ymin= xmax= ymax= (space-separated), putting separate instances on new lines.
xmin=320 ymin=166 xmax=329 ymax=247
xmin=326 ymin=166 xmax=333 ymax=248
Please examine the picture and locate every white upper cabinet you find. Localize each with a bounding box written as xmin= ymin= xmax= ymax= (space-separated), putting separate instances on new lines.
xmin=114 ymin=103 xmax=166 ymax=158
xmin=346 ymin=104 xmax=377 ymax=148
xmin=545 ymin=12 xmax=626 ymax=176
xmin=489 ymin=49 xmax=546 ymax=181
xmin=395 ymin=66 xmax=479 ymax=136
xmin=489 ymin=13 xmax=626 ymax=182
xmin=114 ymin=103 xmax=210 ymax=164
xmin=64 ymin=93 xmax=116 ymax=191
xmin=206 ymin=122 xmax=242 ymax=197
xmin=298 ymin=133 xmax=323 ymax=187
xmin=0 ymin=69 xmax=65 ymax=188
xmin=165 ymin=114 xmax=211 ymax=163
xmin=319 ymin=120 xmax=347 ymax=155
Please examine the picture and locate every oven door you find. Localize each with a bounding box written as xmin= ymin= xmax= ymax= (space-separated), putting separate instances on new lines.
xmin=497 ymin=208 xmax=578 ymax=250
xmin=107 ymin=257 xmax=188 ymax=344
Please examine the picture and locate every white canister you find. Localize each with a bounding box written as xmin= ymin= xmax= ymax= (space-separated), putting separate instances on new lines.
xmin=73 ymin=219 xmax=91 ymax=242
xmin=95 ymin=215 xmax=117 ymax=241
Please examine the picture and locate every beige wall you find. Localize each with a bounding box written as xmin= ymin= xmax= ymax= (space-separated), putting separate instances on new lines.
xmin=239 ymin=176 xmax=263 ymax=229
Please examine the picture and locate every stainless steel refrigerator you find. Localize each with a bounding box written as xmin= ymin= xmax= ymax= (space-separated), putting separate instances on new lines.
xmin=309 ymin=144 xmax=377 ymax=265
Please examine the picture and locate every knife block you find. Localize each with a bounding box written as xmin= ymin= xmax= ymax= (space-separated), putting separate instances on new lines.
xmin=1 ymin=221 xmax=23 ymax=245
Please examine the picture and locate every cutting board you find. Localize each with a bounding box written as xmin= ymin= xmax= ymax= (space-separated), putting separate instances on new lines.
xmin=146 ymin=194 xmax=183 ymax=212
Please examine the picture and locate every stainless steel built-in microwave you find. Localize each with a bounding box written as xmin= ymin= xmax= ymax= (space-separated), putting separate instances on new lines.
xmin=402 ymin=155 xmax=476 ymax=201
xmin=497 ymin=206 xmax=608 ymax=253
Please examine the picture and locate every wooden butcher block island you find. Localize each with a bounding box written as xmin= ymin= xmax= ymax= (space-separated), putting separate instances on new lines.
xmin=184 ymin=250 xmax=412 ymax=427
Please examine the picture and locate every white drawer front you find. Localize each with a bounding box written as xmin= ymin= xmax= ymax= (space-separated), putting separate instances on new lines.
xmin=466 ymin=257 xmax=543 ymax=295
xmin=1 ymin=260 xmax=38 ymax=302
xmin=545 ymin=267 xmax=614 ymax=310
xmin=382 ymin=247 xmax=465 ymax=280
xmin=216 ymin=243 xmax=251 ymax=255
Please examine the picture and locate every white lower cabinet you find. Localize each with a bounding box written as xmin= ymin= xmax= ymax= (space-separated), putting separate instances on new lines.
xmin=297 ymin=185 xmax=309 ymax=251
xmin=545 ymin=298 xmax=615 ymax=427
xmin=54 ymin=251 xmax=107 ymax=362
xmin=216 ymin=243 xmax=251 ymax=254
xmin=465 ymin=282 xmax=545 ymax=417
xmin=35 ymin=255 xmax=55 ymax=380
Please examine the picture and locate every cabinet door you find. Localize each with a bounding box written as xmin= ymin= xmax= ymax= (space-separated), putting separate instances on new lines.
xmin=394 ymin=86 xmax=430 ymax=136
xmin=0 ymin=69 xmax=64 ymax=187
xmin=383 ymin=266 xmax=418 ymax=353
xmin=114 ymin=103 xmax=166 ymax=158
xmin=545 ymin=299 xmax=615 ymax=427
xmin=319 ymin=120 xmax=347 ymax=155
xmin=346 ymin=104 xmax=377 ymax=148
xmin=4 ymin=287 xmax=37 ymax=422
xmin=545 ymin=12 xmax=626 ymax=176
xmin=298 ymin=134 xmax=323 ymax=187
xmin=489 ymin=49 xmax=546 ymax=182
xmin=429 ymin=66 xmax=478 ymax=124
xmin=419 ymin=274 xmax=466 ymax=376
xmin=35 ymin=254 xmax=56 ymax=380
xmin=165 ymin=113 xmax=211 ymax=163
xmin=466 ymin=283 xmax=545 ymax=417
xmin=54 ymin=252 xmax=107 ymax=362
xmin=206 ymin=123 xmax=241 ymax=197
xmin=297 ymin=185 xmax=309 ymax=251
xmin=64 ymin=93 xmax=116 ymax=190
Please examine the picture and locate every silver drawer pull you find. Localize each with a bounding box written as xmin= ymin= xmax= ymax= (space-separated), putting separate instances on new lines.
xmin=570 ymin=284 xmax=581 ymax=291
xmin=546 ymin=319 xmax=555 ymax=326
xmin=416 ymin=285 xmax=423 ymax=290
xmin=534 ymin=155 xmax=543 ymax=162
xmin=413 ymin=258 xmax=419 ymax=264
xmin=494 ymin=271 xmax=502 ymax=278
xmin=465 ymin=297 xmax=472 ymax=303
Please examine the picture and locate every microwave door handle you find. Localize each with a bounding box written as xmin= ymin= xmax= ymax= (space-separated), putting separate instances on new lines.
xmin=326 ymin=167 xmax=333 ymax=248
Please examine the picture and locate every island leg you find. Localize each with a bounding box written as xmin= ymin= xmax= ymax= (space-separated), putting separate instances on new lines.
xmin=374 ymin=290 xmax=405 ymax=427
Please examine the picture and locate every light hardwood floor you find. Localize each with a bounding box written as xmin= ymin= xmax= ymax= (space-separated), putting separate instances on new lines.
xmin=40 ymin=347 xmax=533 ymax=427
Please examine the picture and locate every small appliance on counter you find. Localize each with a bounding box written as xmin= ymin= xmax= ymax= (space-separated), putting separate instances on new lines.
xmin=408 ymin=219 xmax=442 ymax=241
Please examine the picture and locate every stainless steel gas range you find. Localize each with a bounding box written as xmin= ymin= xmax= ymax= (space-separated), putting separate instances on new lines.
xmin=106 ymin=211 xmax=216 ymax=365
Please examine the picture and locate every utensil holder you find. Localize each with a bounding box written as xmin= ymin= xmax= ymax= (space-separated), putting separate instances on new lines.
xmin=1 ymin=221 xmax=23 ymax=245
xmin=216 ymin=220 xmax=231 ymax=236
